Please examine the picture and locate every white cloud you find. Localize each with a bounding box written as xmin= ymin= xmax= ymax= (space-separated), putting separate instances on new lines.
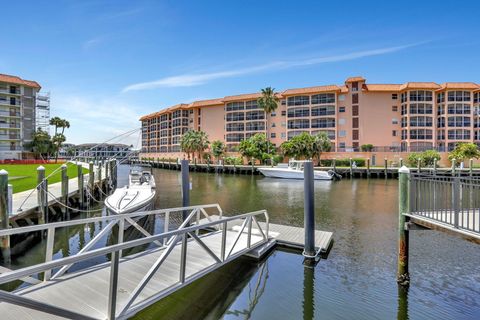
xmin=82 ymin=36 xmax=105 ymax=51
xmin=51 ymin=94 xmax=144 ymax=147
xmin=122 ymin=43 xmax=421 ymax=92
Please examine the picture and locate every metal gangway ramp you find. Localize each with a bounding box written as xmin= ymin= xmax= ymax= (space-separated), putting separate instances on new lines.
xmin=0 ymin=204 xmax=270 ymax=319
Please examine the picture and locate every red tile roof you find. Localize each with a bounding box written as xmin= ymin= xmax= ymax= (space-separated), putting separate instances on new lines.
xmin=282 ymin=85 xmax=340 ymax=96
xmin=0 ymin=73 xmax=41 ymax=89
xmin=223 ymin=93 xmax=262 ymax=102
xmin=363 ymin=84 xmax=402 ymax=92
xmin=399 ymin=82 xmax=441 ymax=90
xmin=438 ymin=82 xmax=480 ymax=90
xmin=190 ymin=98 xmax=224 ymax=107
xmin=345 ymin=76 xmax=365 ymax=83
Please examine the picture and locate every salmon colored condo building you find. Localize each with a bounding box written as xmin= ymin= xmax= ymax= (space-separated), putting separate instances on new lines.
xmin=140 ymin=76 xmax=480 ymax=164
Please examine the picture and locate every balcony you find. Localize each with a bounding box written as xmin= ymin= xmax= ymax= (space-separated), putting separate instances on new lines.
xmin=0 ymin=100 xmax=21 ymax=106
xmin=0 ymin=88 xmax=21 ymax=95
xmin=0 ymin=134 xmax=20 ymax=140
xmin=0 ymin=123 xmax=21 ymax=129
xmin=0 ymin=111 xmax=21 ymax=117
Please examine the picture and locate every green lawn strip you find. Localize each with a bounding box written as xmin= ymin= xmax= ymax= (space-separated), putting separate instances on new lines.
xmin=0 ymin=163 xmax=89 ymax=194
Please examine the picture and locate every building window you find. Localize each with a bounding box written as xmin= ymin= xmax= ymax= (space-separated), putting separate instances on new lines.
xmin=392 ymin=94 xmax=398 ymax=100
xmin=410 ymin=116 xmax=433 ymax=127
xmin=281 ymin=99 xmax=286 ymax=106
xmin=245 ymin=100 xmax=259 ymax=110
xmin=474 ymin=93 xmax=479 ymax=104
xmin=392 ymin=118 xmax=399 ymax=125
xmin=281 ymin=132 xmax=286 ymax=139
xmin=352 ymin=105 xmax=359 ymax=116
xmin=287 ymin=95 xmax=310 ymax=106
xmin=339 ymin=142 xmax=346 ymax=149
xmin=288 ymin=119 xmax=310 ymax=129
xmin=311 ymin=93 xmax=335 ymax=104
xmin=352 ymin=130 xmax=359 ymax=140
xmin=392 ymin=106 xmax=398 ymax=112
xmin=311 ymin=118 xmax=335 ymax=128
xmin=409 ymin=103 xmax=433 ymax=114
xmin=447 ymin=103 xmax=471 ymax=114
xmin=351 ymin=82 xmax=359 ymax=92
xmin=448 ymin=129 xmax=470 ymax=140
xmin=226 ymin=123 xmax=245 ymax=132
xmin=352 ymin=93 xmax=359 ymax=104
xmin=246 ymin=122 xmax=266 ymax=131
xmin=409 ymin=129 xmax=433 ymax=140
xmin=271 ymin=123 xmax=276 ymax=128
xmin=448 ymin=91 xmax=471 ymax=102
xmin=339 ymin=118 xmax=346 ymax=125
xmin=287 ymin=108 xmax=310 ymax=118
xmin=226 ymin=102 xmax=245 ymax=111
xmin=339 ymin=130 xmax=347 ymax=137
xmin=271 ymin=112 xmax=276 ymax=116
xmin=339 ymin=106 xmax=345 ymax=112
xmin=271 ymin=133 xmax=276 ymax=138
xmin=338 ymin=94 xmax=346 ymax=101
xmin=246 ymin=111 xmax=265 ymax=120
xmin=437 ymin=92 xmax=445 ymax=103
xmin=352 ymin=118 xmax=359 ymax=128
xmin=447 ymin=116 xmax=471 ymax=127
xmin=226 ymin=112 xmax=245 ymax=122
xmin=392 ymin=130 xmax=397 ymax=136
xmin=281 ymin=110 xmax=286 ymax=116
xmin=311 ymin=105 xmax=335 ymax=116
xmin=409 ymin=90 xmax=433 ymax=102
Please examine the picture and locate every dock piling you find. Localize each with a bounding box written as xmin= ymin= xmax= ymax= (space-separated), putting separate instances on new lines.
xmin=89 ymin=162 xmax=95 ymax=198
xmin=469 ymin=159 xmax=473 ymax=177
xmin=181 ymin=160 xmax=190 ymax=222
xmin=349 ymin=158 xmax=353 ymax=178
xmin=417 ymin=158 xmax=421 ymax=173
xmin=384 ymin=158 xmax=388 ymax=177
xmin=61 ymin=164 xmax=68 ymax=217
xmin=77 ymin=164 xmax=84 ymax=209
xmin=366 ymin=158 xmax=371 ymax=177
xmin=433 ymin=158 xmax=437 ymax=175
xmin=397 ymin=166 xmax=410 ymax=286
xmin=303 ymin=161 xmax=316 ymax=261
xmin=37 ymin=166 xmax=47 ymax=224
xmin=0 ymin=169 xmax=11 ymax=264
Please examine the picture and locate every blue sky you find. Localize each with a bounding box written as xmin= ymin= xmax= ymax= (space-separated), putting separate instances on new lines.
xmin=1 ymin=0 xmax=479 ymax=146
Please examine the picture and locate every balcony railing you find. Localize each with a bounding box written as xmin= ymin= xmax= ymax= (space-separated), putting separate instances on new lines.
xmin=0 ymin=100 xmax=21 ymax=106
xmin=0 ymin=123 xmax=21 ymax=128
xmin=0 ymin=111 xmax=21 ymax=117
xmin=0 ymin=135 xmax=20 ymax=140
xmin=0 ymin=89 xmax=20 ymax=95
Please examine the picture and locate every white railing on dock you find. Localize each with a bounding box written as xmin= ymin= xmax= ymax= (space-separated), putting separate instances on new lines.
xmin=0 ymin=204 xmax=270 ymax=320
xmin=406 ymin=173 xmax=480 ymax=238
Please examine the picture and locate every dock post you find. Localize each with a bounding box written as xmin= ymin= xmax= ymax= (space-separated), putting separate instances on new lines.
xmin=366 ymin=158 xmax=370 ymax=177
xmin=37 ymin=166 xmax=47 ymax=224
xmin=384 ymin=158 xmax=388 ymax=178
xmin=433 ymin=158 xmax=437 ymax=175
xmin=0 ymin=169 xmax=11 ymax=264
xmin=78 ymin=164 xmax=84 ymax=209
xmin=349 ymin=158 xmax=353 ymax=178
xmin=61 ymin=164 xmax=68 ymax=217
xmin=451 ymin=158 xmax=456 ymax=176
xmin=397 ymin=166 xmax=410 ymax=286
xmin=98 ymin=161 xmax=103 ymax=198
xmin=89 ymin=161 xmax=95 ymax=199
xmin=417 ymin=158 xmax=421 ymax=173
xmin=399 ymin=158 xmax=403 ymax=168
xmin=181 ymin=160 xmax=190 ymax=222
xmin=303 ymin=161 xmax=316 ymax=261
xmin=469 ymin=158 xmax=473 ymax=177
xmin=332 ymin=158 xmax=336 ymax=171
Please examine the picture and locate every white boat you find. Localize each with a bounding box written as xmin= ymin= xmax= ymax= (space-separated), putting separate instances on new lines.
xmin=105 ymin=170 xmax=156 ymax=215
xmin=258 ymin=160 xmax=336 ymax=180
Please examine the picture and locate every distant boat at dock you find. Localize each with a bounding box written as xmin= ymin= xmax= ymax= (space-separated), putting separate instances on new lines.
xmin=105 ymin=169 xmax=156 ymax=215
xmin=258 ymin=160 xmax=338 ymax=180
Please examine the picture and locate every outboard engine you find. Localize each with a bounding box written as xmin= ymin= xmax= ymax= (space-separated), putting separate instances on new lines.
xmin=328 ymin=170 xmax=342 ymax=180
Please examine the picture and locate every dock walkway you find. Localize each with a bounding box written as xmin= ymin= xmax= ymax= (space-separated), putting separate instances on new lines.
xmin=0 ymin=204 xmax=333 ymax=319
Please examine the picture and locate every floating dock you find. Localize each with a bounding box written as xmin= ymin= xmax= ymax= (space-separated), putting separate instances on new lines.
xmin=0 ymin=204 xmax=333 ymax=319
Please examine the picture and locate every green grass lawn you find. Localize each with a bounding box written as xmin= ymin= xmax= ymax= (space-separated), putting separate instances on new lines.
xmin=0 ymin=163 xmax=89 ymax=193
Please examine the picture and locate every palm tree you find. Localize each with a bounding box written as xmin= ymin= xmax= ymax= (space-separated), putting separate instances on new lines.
xmin=180 ymin=130 xmax=210 ymax=161
xmin=313 ymin=132 xmax=332 ymax=165
xmin=193 ymin=130 xmax=210 ymax=162
xmin=49 ymin=117 xmax=70 ymax=163
xmin=211 ymin=140 xmax=226 ymax=163
xmin=257 ymin=87 xmax=279 ymax=157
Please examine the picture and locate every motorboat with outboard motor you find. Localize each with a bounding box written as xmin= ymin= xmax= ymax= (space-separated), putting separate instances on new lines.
xmin=258 ymin=159 xmax=340 ymax=180
xmin=105 ymin=169 xmax=156 ymax=215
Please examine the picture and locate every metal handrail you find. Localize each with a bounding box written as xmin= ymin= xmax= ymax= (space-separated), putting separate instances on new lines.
xmin=0 ymin=204 xmax=269 ymax=320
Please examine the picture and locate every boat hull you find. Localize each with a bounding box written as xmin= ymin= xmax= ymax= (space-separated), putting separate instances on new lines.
xmin=258 ymin=168 xmax=333 ymax=180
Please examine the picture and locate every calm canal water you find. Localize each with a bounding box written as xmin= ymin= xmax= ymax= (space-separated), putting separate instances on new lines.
xmin=136 ymin=168 xmax=480 ymax=320
xmin=4 ymin=165 xmax=480 ymax=319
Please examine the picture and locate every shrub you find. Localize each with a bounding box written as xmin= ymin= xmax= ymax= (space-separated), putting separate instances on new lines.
xmin=407 ymin=150 xmax=440 ymax=167
xmin=360 ymin=144 xmax=374 ymax=152
xmin=224 ymin=156 xmax=243 ymax=165
xmin=320 ymin=158 xmax=365 ymax=167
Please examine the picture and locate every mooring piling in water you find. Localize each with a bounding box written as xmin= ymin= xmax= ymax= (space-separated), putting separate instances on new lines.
xmin=88 ymin=161 xmax=95 ymax=198
xmin=397 ymin=166 xmax=410 ymax=286
xmin=0 ymin=169 xmax=11 ymax=264
xmin=181 ymin=159 xmax=190 ymax=222
xmin=303 ymin=161 xmax=316 ymax=261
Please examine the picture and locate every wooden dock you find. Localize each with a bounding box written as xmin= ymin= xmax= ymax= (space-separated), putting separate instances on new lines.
xmin=0 ymin=205 xmax=333 ymax=319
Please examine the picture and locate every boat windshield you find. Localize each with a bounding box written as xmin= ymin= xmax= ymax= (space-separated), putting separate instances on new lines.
xmin=288 ymin=161 xmax=304 ymax=171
